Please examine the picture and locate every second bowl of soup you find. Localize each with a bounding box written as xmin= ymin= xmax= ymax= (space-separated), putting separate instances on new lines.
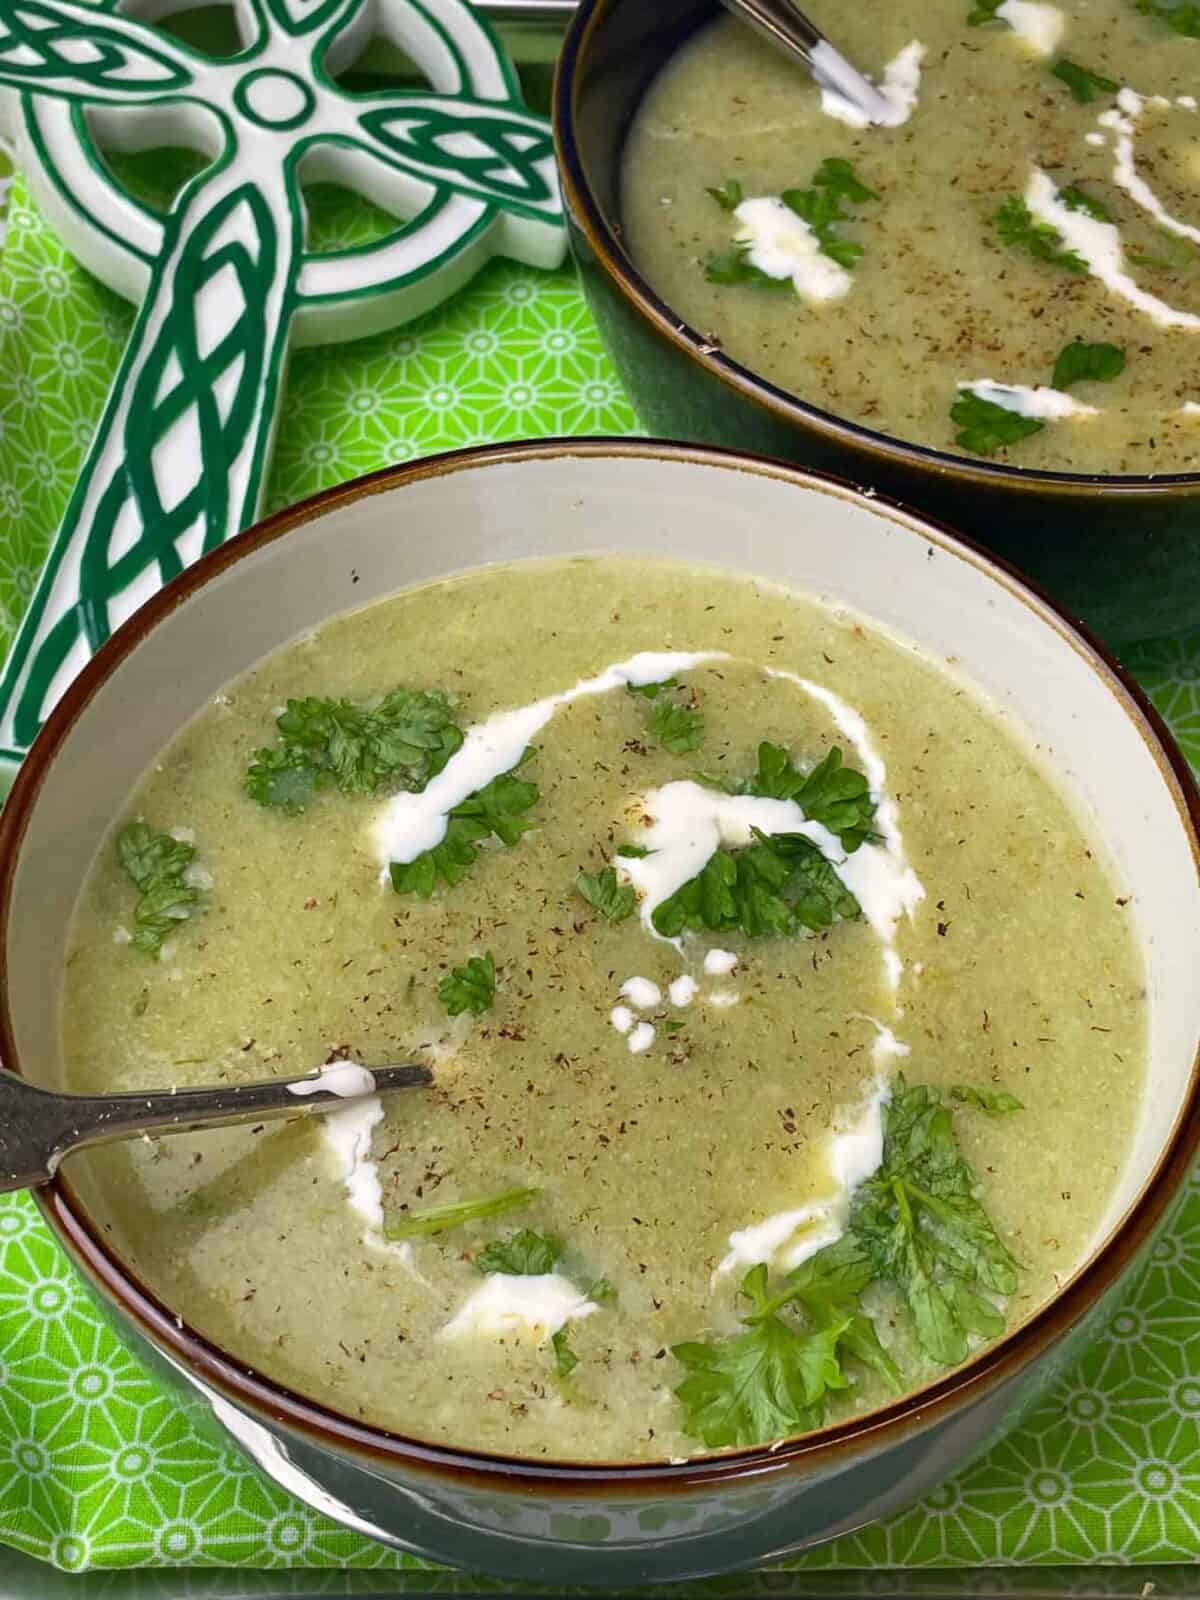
xmin=555 ymin=0 xmax=1200 ymax=639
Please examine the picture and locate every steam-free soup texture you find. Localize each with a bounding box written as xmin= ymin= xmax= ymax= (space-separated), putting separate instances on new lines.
xmin=623 ymin=1 xmax=1200 ymax=473
xmin=62 ymin=558 xmax=1144 ymax=1461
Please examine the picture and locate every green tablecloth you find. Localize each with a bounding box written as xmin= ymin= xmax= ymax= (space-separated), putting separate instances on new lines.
xmin=0 ymin=159 xmax=1198 ymax=1579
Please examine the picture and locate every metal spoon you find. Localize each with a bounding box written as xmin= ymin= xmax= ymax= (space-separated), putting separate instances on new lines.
xmin=475 ymin=0 xmax=894 ymax=127
xmin=0 ymin=1062 xmax=432 ymax=1195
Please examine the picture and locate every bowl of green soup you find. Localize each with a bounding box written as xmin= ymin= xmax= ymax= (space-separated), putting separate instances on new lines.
xmin=555 ymin=0 xmax=1200 ymax=641
xmin=1 ymin=440 xmax=1198 ymax=1584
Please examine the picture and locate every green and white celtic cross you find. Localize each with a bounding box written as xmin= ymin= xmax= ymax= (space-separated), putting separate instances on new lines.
xmin=0 ymin=0 xmax=564 ymax=778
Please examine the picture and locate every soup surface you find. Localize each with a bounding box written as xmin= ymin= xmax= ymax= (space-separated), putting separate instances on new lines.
xmin=62 ymin=557 xmax=1144 ymax=1461
xmin=624 ymin=1 xmax=1200 ymax=473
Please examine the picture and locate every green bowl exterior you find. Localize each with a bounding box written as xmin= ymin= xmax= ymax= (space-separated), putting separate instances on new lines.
xmin=558 ymin=2 xmax=1200 ymax=645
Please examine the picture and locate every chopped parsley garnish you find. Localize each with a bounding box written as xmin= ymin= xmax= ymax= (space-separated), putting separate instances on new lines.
xmin=475 ymin=1228 xmax=563 ymax=1275
xmin=705 ymin=158 xmax=876 ymax=284
xmin=1052 ymin=339 xmax=1125 ymax=388
xmin=705 ymin=247 xmax=789 ymax=288
xmin=780 ymin=158 xmax=879 ymax=269
xmin=949 ymin=1084 xmax=1025 ymax=1114
xmin=672 ymin=1258 xmax=893 ymax=1448
xmin=575 ymin=865 xmax=636 ymax=923
xmin=1058 ymin=184 xmax=1113 ymax=223
xmin=992 ymin=196 xmax=1087 ymax=274
xmin=116 ymin=822 xmax=205 ymax=956
xmin=1050 ymin=58 xmax=1119 ymax=101
xmin=245 ymin=688 xmax=462 ymax=815
xmin=384 ymin=1185 xmax=538 ymax=1241
xmin=966 ymin=0 xmax=1005 ymax=22
xmin=438 ymin=951 xmax=496 ymax=1017
xmin=740 ymin=742 xmax=878 ymax=852
xmin=851 ymin=1078 xmax=1019 ymax=1366
xmin=652 ymin=828 xmax=860 ymax=940
xmin=950 ymin=391 xmax=1046 ymax=456
xmin=1135 ymin=0 xmax=1200 ymax=36
xmin=616 ymin=843 xmax=654 ymax=859
xmin=551 ymin=1329 xmax=579 ymax=1377
xmin=705 ymin=179 xmax=744 ymax=212
xmin=389 ymin=753 xmax=538 ymax=896
xmin=1129 ymin=228 xmax=1197 ymax=270
xmin=629 ymin=678 xmax=705 ymax=753
xmin=588 ymin=1277 xmax=617 ymax=1305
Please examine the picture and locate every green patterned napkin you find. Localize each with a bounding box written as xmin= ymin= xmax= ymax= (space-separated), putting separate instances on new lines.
xmin=0 ymin=168 xmax=1198 ymax=1578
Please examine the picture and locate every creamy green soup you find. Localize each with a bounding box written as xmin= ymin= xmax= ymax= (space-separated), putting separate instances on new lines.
xmin=61 ymin=557 xmax=1144 ymax=1461
xmin=623 ymin=1 xmax=1200 ymax=473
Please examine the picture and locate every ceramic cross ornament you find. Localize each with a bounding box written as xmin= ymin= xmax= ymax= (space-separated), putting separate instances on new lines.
xmin=0 ymin=0 xmax=564 ymax=781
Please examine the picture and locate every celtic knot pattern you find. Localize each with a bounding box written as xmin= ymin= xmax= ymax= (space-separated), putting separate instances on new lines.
xmin=0 ymin=0 xmax=564 ymax=770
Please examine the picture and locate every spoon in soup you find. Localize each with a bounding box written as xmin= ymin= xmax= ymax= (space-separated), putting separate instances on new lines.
xmin=0 ymin=1060 xmax=432 ymax=1194
xmin=717 ymin=0 xmax=895 ymax=123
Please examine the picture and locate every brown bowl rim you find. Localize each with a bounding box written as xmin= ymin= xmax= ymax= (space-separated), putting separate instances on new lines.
xmin=552 ymin=0 xmax=1200 ymax=496
xmin=2 ymin=437 xmax=1198 ymax=1495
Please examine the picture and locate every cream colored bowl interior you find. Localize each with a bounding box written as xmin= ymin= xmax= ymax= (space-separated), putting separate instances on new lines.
xmin=9 ymin=449 xmax=1199 ymax=1268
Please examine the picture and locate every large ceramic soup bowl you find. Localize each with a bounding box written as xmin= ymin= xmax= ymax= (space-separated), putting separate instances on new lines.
xmin=554 ymin=0 xmax=1200 ymax=643
xmin=1 ymin=441 xmax=1198 ymax=1587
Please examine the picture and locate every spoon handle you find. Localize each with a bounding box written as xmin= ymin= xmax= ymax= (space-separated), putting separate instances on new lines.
xmin=718 ymin=0 xmax=894 ymax=123
xmin=0 ymin=1064 xmax=432 ymax=1194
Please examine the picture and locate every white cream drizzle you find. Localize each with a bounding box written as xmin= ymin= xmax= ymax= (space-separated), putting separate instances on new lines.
xmin=317 ymin=1072 xmax=425 ymax=1280
xmin=709 ymin=990 xmax=740 ymax=1008
xmin=703 ymin=948 xmax=738 ymax=976
xmin=620 ymin=976 xmax=661 ymax=1009
xmin=957 ymin=380 xmax=1099 ymax=421
xmin=717 ymin=1075 xmax=892 ymax=1277
xmin=441 ymin=1274 xmax=598 ymax=1344
xmin=286 ymin=1061 xmax=376 ymax=1099
xmin=609 ymin=1004 xmax=634 ymax=1036
xmin=732 ymin=196 xmax=852 ymax=302
xmin=1100 ymin=89 xmax=1200 ymax=246
xmin=628 ymin=1021 xmax=656 ymax=1054
xmin=767 ymin=671 xmax=925 ymax=989
xmin=816 ymin=39 xmax=925 ymax=130
xmin=995 ymin=0 xmax=1064 ymax=56
xmin=1025 ymin=167 xmax=1200 ymax=331
xmin=372 ymin=651 xmax=729 ymax=875
xmin=668 ymin=974 xmax=699 ymax=1007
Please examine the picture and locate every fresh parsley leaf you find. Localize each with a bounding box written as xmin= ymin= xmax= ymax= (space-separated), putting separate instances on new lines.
xmin=616 ymin=843 xmax=654 ymax=859
xmin=706 ymin=179 xmax=744 ymax=212
xmin=475 ymin=1228 xmax=563 ymax=1275
xmin=705 ymin=246 xmax=789 ymax=287
xmin=575 ymin=865 xmax=636 ymax=923
xmin=992 ymin=196 xmax=1087 ymax=273
xmin=1052 ymin=340 xmax=1125 ymax=388
xmin=438 ymin=951 xmax=496 ymax=1017
xmin=1136 ymin=0 xmax=1200 ymax=36
xmin=385 ymin=1185 xmax=538 ymax=1240
xmin=588 ymin=1277 xmax=618 ymax=1305
xmin=949 ymin=1084 xmax=1025 ymax=1114
xmin=672 ymin=1264 xmax=852 ymax=1448
xmin=781 ymin=159 xmax=878 ymax=269
xmin=783 ymin=1236 xmax=903 ymax=1391
xmin=742 ymin=743 xmax=877 ymax=852
xmin=950 ymin=392 xmax=1046 ymax=456
xmin=645 ymin=699 xmax=706 ymax=754
xmin=390 ymin=754 xmax=538 ymax=896
xmin=1129 ymin=228 xmax=1197 ymax=269
xmin=966 ymin=0 xmax=1005 ymax=22
xmin=1058 ymin=184 xmax=1113 ymax=223
xmin=551 ymin=1328 xmax=579 ymax=1377
xmin=851 ymin=1079 xmax=1020 ymax=1366
xmin=245 ymin=688 xmax=462 ymax=814
xmin=652 ymin=828 xmax=860 ymax=941
xmin=116 ymin=822 xmax=204 ymax=956
xmin=1050 ymin=58 xmax=1119 ymax=101
xmin=627 ymin=678 xmax=679 ymax=699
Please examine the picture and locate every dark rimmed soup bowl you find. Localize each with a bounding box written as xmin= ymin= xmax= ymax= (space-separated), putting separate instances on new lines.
xmin=553 ymin=0 xmax=1200 ymax=644
xmin=2 ymin=441 xmax=1199 ymax=1585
